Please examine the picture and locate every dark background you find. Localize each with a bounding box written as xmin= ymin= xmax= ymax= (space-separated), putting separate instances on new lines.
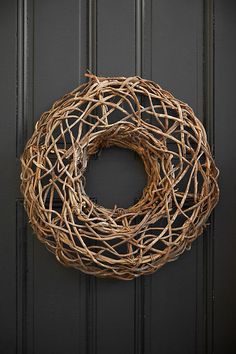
xmin=0 ymin=0 xmax=236 ymax=353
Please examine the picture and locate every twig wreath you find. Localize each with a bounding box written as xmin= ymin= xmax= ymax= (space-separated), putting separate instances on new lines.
xmin=21 ymin=73 xmax=219 ymax=280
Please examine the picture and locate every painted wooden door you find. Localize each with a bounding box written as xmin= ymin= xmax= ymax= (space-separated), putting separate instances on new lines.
xmin=0 ymin=1 xmax=235 ymax=353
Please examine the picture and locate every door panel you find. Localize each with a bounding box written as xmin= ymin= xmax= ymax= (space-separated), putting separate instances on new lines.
xmin=0 ymin=1 xmax=17 ymax=352
xmin=0 ymin=1 xmax=235 ymax=354
xmin=150 ymin=1 xmax=203 ymax=353
xmin=214 ymin=1 xmax=236 ymax=352
xmin=96 ymin=3 xmax=136 ymax=354
xmin=21 ymin=1 xmax=88 ymax=353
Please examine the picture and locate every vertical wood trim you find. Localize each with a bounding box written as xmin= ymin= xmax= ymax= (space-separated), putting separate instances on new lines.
xmin=86 ymin=278 xmax=97 ymax=354
xmin=16 ymin=0 xmax=34 ymax=157
xmin=16 ymin=2 xmax=26 ymax=346
xmin=134 ymin=1 xmax=152 ymax=353
xmin=142 ymin=3 xmax=152 ymax=351
xmin=88 ymin=0 xmax=97 ymax=74
xmin=135 ymin=0 xmax=143 ymax=77
xmin=16 ymin=2 xmax=25 ymax=353
xmin=195 ymin=3 xmax=205 ymax=352
xmin=134 ymin=1 xmax=144 ymax=353
xmin=16 ymin=0 xmax=35 ymax=352
xmin=87 ymin=2 xmax=97 ymax=354
xmin=203 ymin=0 xmax=215 ymax=150
xmin=203 ymin=0 xmax=215 ymax=353
xmin=16 ymin=202 xmax=35 ymax=354
xmin=134 ymin=277 xmax=144 ymax=354
xmin=16 ymin=201 xmax=27 ymax=354
xmin=16 ymin=0 xmax=26 ymax=158
xmin=77 ymin=1 xmax=89 ymax=352
xmin=77 ymin=0 xmax=82 ymax=84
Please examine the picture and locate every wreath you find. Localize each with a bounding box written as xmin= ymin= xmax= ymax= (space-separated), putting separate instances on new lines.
xmin=20 ymin=73 xmax=219 ymax=280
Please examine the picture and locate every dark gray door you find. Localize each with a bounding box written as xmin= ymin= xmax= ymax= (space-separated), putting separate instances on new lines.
xmin=1 ymin=1 xmax=235 ymax=353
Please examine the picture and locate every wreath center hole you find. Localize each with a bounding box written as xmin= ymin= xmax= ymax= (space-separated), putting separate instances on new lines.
xmin=84 ymin=146 xmax=147 ymax=209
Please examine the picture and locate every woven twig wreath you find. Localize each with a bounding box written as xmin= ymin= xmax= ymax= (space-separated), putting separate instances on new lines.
xmin=21 ymin=73 xmax=219 ymax=280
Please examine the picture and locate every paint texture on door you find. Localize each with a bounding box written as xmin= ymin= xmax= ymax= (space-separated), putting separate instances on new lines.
xmin=0 ymin=1 xmax=235 ymax=353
